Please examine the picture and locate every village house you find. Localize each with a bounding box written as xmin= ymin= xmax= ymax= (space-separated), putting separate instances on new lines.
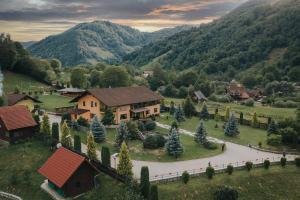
xmin=38 ymin=147 xmax=99 ymax=198
xmin=142 ymin=70 xmax=154 ymax=78
xmin=227 ymin=81 xmax=250 ymax=100
xmin=7 ymin=93 xmax=42 ymax=112
xmin=57 ymin=88 xmax=85 ymax=97
xmin=0 ymin=105 xmax=37 ymax=143
xmin=193 ymin=90 xmax=208 ymax=103
xmin=69 ymin=86 xmax=163 ymax=124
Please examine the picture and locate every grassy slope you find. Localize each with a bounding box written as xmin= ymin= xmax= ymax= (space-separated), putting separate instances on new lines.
xmin=38 ymin=93 xmax=74 ymax=111
xmin=72 ymin=127 xmax=222 ymax=162
xmin=158 ymin=165 xmax=300 ymax=200
xmin=3 ymin=71 xmax=51 ymax=93
xmin=0 ymin=140 xmax=52 ymax=200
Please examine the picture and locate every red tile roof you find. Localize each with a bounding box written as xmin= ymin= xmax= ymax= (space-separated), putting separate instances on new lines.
xmin=7 ymin=93 xmax=41 ymax=106
xmin=38 ymin=147 xmax=86 ymax=188
xmin=0 ymin=105 xmax=37 ymax=131
xmin=70 ymin=86 xmax=163 ymax=107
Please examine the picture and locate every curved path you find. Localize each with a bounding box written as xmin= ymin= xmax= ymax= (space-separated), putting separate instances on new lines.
xmin=47 ymin=114 xmax=297 ymax=181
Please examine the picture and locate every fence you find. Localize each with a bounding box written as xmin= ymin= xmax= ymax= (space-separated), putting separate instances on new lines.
xmin=0 ymin=191 xmax=22 ymax=200
xmin=149 ymin=155 xmax=296 ymax=183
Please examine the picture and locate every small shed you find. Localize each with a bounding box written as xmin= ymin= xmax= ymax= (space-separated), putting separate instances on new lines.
xmin=0 ymin=105 xmax=37 ymax=143
xmin=57 ymin=88 xmax=85 ymax=97
xmin=193 ymin=90 xmax=208 ymax=103
xmin=38 ymin=147 xmax=99 ymax=198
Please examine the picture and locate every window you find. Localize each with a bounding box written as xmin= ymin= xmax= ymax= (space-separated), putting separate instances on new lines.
xmin=146 ymin=111 xmax=150 ymax=115
xmin=154 ymin=108 xmax=158 ymax=113
xmin=120 ymin=114 xmax=127 ymax=120
xmin=83 ymin=101 xmax=86 ymax=106
xmin=95 ymin=102 xmax=97 ymax=107
xmin=75 ymin=114 xmax=77 ymax=120
xmin=91 ymin=101 xmax=94 ymax=107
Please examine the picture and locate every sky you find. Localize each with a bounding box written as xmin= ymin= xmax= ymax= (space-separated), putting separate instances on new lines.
xmin=0 ymin=0 xmax=247 ymax=41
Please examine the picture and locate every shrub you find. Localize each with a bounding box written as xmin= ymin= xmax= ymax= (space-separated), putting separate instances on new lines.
xmin=137 ymin=121 xmax=145 ymax=131
xmin=264 ymin=160 xmax=270 ymax=169
xmin=245 ymin=161 xmax=253 ymax=171
xmin=145 ymin=120 xmax=156 ymax=131
xmin=101 ymin=146 xmax=111 ymax=167
xmin=214 ymin=185 xmax=238 ymax=200
xmin=181 ymin=171 xmax=190 ymax=184
xmin=140 ymin=166 xmax=150 ymax=198
xmin=77 ymin=116 xmax=89 ymax=127
xmin=267 ymin=135 xmax=282 ymax=146
xmin=226 ymin=165 xmax=234 ymax=175
xmin=258 ymin=141 xmax=262 ymax=148
xmin=295 ymin=157 xmax=300 ymax=167
xmin=243 ymin=98 xmax=255 ymax=107
xmin=203 ymin=141 xmax=218 ymax=150
xmin=273 ymin=100 xmax=297 ymax=108
xmin=10 ymin=174 xmax=18 ymax=185
xmin=206 ymin=166 xmax=215 ymax=179
xmin=143 ymin=134 xmax=166 ymax=149
xmin=280 ymin=157 xmax=287 ymax=167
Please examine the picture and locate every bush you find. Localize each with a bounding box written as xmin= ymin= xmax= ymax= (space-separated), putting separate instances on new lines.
xmin=143 ymin=134 xmax=166 ymax=149
xmin=264 ymin=160 xmax=270 ymax=169
xmin=273 ymin=100 xmax=297 ymax=108
xmin=77 ymin=116 xmax=89 ymax=127
xmin=181 ymin=171 xmax=190 ymax=184
xmin=145 ymin=120 xmax=156 ymax=131
xmin=267 ymin=135 xmax=282 ymax=146
xmin=214 ymin=185 xmax=238 ymax=200
xmin=226 ymin=165 xmax=234 ymax=175
xmin=206 ymin=166 xmax=215 ymax=179
xmin=203 ymin=141 xmax=218 ymax=150
xmin=243 ymin=98 xmax=255 ymax=107
xmin=280 ymin=157 xmax=287 ymax=167
xmin=137 ymin=121 xmax=145 ymax=131
xmin=295 ymin=157 xmax=300 ymax=167
xmin=245 ymin=161 xmax=253 ymax=171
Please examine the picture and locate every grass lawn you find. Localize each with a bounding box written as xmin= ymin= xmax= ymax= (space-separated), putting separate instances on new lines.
xmin=38 ymin=93 xmax=74 ymax=111
xmin=158 ymin=165 xmax=300 ymax=200
xmin=72 ymin=127 xmax=222 ymax=162
xmin=3 ymin=71 xmax=52 ymax=93
xmin=0 ymin=139 xmax=53 ymax=200
xmin=158 ymin=113 xmax=294 ymax=151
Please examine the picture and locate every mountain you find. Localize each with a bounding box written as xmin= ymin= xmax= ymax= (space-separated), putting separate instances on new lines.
xmin=124 ymin=0 xmax=300 ymax=79
xmin=28 ymin=21 xmax=193 ymax=66
xmin=21 ymin=41 xmax=37 ymax=48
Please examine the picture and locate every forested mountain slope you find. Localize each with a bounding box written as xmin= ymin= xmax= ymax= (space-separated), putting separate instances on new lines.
xmin=124 ymin=0 xmax=300 ymax=82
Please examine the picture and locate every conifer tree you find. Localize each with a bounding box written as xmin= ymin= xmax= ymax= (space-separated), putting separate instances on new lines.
xmin=117 ymin=142 xmax=133 ymax=177
xmin=224 ymin=114 xmax=239 ymax=137
xmin=87 ymin=131 xmax=98 ymax=161
xmin=102 ymin=108 xmax=115 ymax=125
xmin=252 ymin=112 xmax=258 ymax=127
xmin=140 ymin=166 xmax=150 ymax=198
xmin=149 ymin=185 xmax=158 ymax=200
xmin=61 ymin=121 xmax=73 ymax=148
xmin=115 ymin=122 xmax=129 ymax=147
xmin=225 ymin=107 xmax=230 ymax=121
xmin=91 ymin=116 xmax=106 ymax=143
xmin=40 ymin=114 xmax=51 ymax=136
xmin=174 ymin=105 xmax=185 ymax=123
xmin=267 ymin=120 xmax=278 ymax=135
xmin=166 ymin=128 xmax=183 ymax=158
xmin=183 ymin=96 xmax=196 ymax=117
xmin=101 ymin=146 xmax=111 ymax=167
xmin=239 ymin=112 xmax=244 ymax=125
xmin=74 ymin=135 xmax=81 ymax=153
xmin=169 ymin=101 xmax=175 ymax=115
xmin=195 ymin=120 xmax=207 ymax=144
xmin=51 ymin=122 xmax=59 ymax=142
xmin=199 ymin=102 xmax=210 ymax=120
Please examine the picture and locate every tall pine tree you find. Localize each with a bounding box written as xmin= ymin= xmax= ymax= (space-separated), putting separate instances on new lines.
xmin=91 ymin=116 xmax=106 ymax=143
xmin=174 ymin=105 xmax=185 ymax=123
xmin=51 ymin=122 xmax=59 ymax=142
xmin=195 ymin=120 xmax=207 ymax=144
xmin=87 ymin=131 xmax=98 ymax=161
xmin=183 ymin=96 xmax=196 ymax=118
xmin=224 ymin=114 xmax=240 ymax=137
xmin=115 ymin=122 xmax=129 ymax=148
xmin=61 ymin=121 xmax=73 ymax=148
xmin=166 ymin=128 xmax=183 ymax=158
xmin=117 ymin=142 xmax=133 ymax=177
xmin=102 ymin=108 xmax=115 ymax=125
xmin=40 ymin=114 xmax=51 ymax=136
xmin=199 ymin=102 xmax=210 ymax=120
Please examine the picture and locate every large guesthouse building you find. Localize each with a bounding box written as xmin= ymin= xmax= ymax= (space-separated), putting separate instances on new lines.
xmin=69 ymin=86 xmax=163 ymax=124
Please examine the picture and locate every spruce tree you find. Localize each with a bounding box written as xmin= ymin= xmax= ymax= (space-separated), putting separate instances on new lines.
xmin=101 ymin=146 xmax=111 ymax=167
xmin=199 ymin=102 xmax=210 ymax=120
xmin=87 ymin=132 xmax=98 ymax=161
xmin=225 ymin=107 xmax=230 ymax=121
xmin=74 ymin=135 xmax=81 ymax=153
xmin=115 ymin=122 xmax=129 ymax=148
xmin=183 ymin=96 xmax=196 ymax=118
xmin=117 ymin=142 xmax=133 ymax=177
xmin=169 ymin=101 xmax=175 ymax=115
xmin=267 ymin=120 xmax=278 ymax=135
xmin=252 ymin=112 xmax=258 ymax=127
xmin=40 ymin=114 xmax=51 ymax=136
xmin=149 ymin=185 xmax=158 ymax=200
xmin=174 ymin=105 xmax=185 ymax=123
xmin=140 ymin=166 xmax=150 ymax=198
xmin=166 ymin=128 xmax=183 ymax=158
xmin=102 ymin=108 xmax=115 ymax=125
xmin=91 ymin=116 xmax=106 ymax=143
xmin=61 ymin=121 xmax=73 ymax=148
xmin=51 ymin=122 xmax=59 ymax=142
xmin=195 ymin=120 xmax=207 ymax=144
xmin=224 ymin=114 xmax=239 ymax=137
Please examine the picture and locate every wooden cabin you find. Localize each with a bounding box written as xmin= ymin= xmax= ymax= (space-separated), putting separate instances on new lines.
xmin=7 ymin=93 xmax=42 ymax=112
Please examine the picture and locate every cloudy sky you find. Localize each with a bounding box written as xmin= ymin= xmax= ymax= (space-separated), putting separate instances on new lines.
xmin=0 ymin=0 xmax=246 ymax=41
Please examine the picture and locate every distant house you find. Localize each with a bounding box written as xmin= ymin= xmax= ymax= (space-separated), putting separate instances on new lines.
xmin=7 ymin=93 xmax=41 ymax=112
xmin=57 ymin=88 xmax=85 ymax=97
xmin=248 ymin=88 xmax=263 ymax=100
xmin=142 ymin=70 xmax=153 ymax=78
xmin=69 ymin=86 xmax=163 ymax=124
xmin=227 ymin=81 xmax=250 ymax=100
xmin=38 ymin=147 xmax=99 ymax=198
xmin=193 ymin=90 xmax=208 ymax=103
xmin=0 ymin=105 xmax=37 ymax=143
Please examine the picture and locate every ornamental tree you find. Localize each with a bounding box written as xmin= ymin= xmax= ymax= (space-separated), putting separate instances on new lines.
xmin=239 ymin=112 xmax=244 ymax=125
xmin=101 ymin=146 xmax=111 ymax=167
xmin=117 ymin=142 xmax=133 ymax=177
xmin=140 ymin=166 xmax=150 ymax=198
xmin=225 ymin=107 xmax=230 ymax=121
xmin=224 ymin=114 xmax=240 ymax=137
xmin=87 ymin=131 xmax=98 ymax=161
xmin=91 ymin=116 xmax=106 ymax=143
xmin=51 ymin=122 xmax=59 ymax=142
xmin=61 ymin=121 xmax=73 ymax=148
xmin=252 ymin=112 xmax=258 ymax=127
xmin=199 ymin=102 xmax=210 ymax=120
xmin=40 ymin=114 xmax=51 ymax=136
xmin=267 ymin=120 xmax=278 ymax=135
xmin=195 ymin=120 xmax=207 ymax=144
xmin=115 ymin=122 xmax=129 ymax=148
xmin=174 ymin=105 xmax=185 ymax=123
xmin=74 ymin=135 xmax=81 ymax=153
xmin=102 ymin=108 xmax=115 ymax=125
xmin=166 ymin=128 xmax=183 ymax=158
xmin=183 ymin=96 xmax=196 ymax=118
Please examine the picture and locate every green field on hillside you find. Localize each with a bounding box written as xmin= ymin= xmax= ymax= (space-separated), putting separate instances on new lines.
xmin=3 ymin=71 xmax=52 ymax=93
xmin=38 ymin=94 xmax=74 ymax=111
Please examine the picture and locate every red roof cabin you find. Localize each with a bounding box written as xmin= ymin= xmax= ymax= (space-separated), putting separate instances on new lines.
xmin=227 ymin=81 xmax=250 ymax=100
xmin=38 ymin=147 xmax=99 ymax=198
xmin=0 ymin=105 xmax=37 ymax=143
